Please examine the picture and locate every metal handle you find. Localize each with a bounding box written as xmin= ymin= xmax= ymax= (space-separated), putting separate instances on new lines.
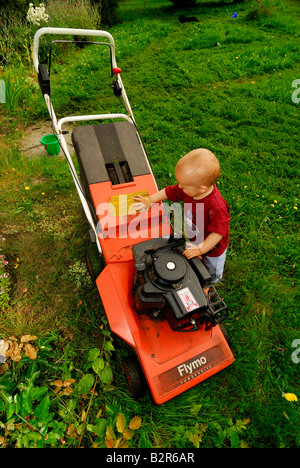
xmin=33 ymin=27 xmax=116 ymax=73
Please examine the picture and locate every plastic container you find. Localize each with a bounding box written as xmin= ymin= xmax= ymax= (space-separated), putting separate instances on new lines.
xmin=40 ymin=134 xmax=60 ymax=155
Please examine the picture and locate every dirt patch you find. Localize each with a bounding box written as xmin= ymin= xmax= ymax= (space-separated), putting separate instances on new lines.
xmin=20 ymin=120 xmax=76 ymax=158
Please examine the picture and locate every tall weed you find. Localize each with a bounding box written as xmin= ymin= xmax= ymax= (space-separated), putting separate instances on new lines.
xmin=1 ymin=67 xmax=35 ymax=111
xmin=0 ymin=237 xmax=10 ymax=310
xmin=45 ymin=0 xmax=101 ymax=30
xmin=0 ymin=9 xmax=33 ymax=66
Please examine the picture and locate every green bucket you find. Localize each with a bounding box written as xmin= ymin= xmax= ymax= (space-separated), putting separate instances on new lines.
xmin=40 ymin=134 xmax=60 ymax=156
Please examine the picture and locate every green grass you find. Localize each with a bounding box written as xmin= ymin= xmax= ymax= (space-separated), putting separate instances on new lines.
xmin=0 ymin=0 xmax=299 ymax=448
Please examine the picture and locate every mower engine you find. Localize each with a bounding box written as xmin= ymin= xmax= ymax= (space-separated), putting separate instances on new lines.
xmin=132 ymin=236 xmax=228 ymax=332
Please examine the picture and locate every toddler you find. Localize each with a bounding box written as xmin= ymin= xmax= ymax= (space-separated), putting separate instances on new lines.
xmin=133 ymin=148 xmax=230 ymax=283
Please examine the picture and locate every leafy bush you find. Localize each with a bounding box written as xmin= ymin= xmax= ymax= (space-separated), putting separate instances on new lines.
xmin=96 ymin=0 xmax=121 ymax=27
xmin=0 ymin=0 xmax=32 ymax=15
xmin=0 ymin=332 xmax=142 ymax=448
xmin=45 ymin=0 xmax=101 ymax=30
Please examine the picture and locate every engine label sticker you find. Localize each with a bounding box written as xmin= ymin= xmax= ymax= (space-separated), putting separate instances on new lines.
xmin=177 ymin=287 xmax=199 ymax=312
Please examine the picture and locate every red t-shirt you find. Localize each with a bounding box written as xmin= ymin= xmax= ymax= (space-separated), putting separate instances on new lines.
xmin=165 ymin=184 xmax=230 ymax=257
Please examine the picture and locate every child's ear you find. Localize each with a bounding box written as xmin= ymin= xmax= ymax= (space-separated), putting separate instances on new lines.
xmin=200 ymin=185 xmax=209 ymax=192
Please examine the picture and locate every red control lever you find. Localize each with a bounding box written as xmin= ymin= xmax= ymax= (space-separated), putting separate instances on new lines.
xmin=113 ymin=67 xmax=122 ymax=77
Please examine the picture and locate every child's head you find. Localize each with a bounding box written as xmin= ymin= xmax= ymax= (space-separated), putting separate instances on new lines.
xmin=175 ymin=148 xmax=220 ymax=198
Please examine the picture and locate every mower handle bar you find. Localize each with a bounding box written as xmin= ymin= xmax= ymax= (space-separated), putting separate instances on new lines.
xmin=33 ymin=27 xmax=117 ymax=73
xmin=32 ymin=28 xmax=154 ymax=258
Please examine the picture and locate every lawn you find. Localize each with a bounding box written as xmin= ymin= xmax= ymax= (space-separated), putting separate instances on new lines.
xmin=0 ymin=0 xmax=299 ymax=448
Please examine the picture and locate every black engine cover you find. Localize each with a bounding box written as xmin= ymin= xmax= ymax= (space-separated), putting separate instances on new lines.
xmin=132 ymin=236 xmax=227 ymax=331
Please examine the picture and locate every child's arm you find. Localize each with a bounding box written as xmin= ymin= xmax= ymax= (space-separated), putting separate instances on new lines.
xmin=133 ymin=189 xmax=167 ymax=211
xmin=183 ymin=233 xmax=223 ymax=259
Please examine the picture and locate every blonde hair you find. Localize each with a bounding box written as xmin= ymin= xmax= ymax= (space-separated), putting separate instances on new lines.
xmin=176 ymin=148 xmax=220 ymax=187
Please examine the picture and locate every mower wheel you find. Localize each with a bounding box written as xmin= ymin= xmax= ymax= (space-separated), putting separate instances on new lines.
xmin=85 ymin=244 xmax=104 ymax=282
xmin=123 ymin=356 xmax=145 ymax=400
xmin=220 ymin=323 xmax=230 ymax=345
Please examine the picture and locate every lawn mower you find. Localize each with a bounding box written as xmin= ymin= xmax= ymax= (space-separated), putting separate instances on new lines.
xmin=33 ymin=27 xmax=234 ymax=404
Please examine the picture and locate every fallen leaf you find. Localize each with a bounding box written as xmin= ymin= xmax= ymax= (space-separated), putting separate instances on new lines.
xmin=114 ymin=437 xmax=124 ymax=448
xmin=106 ymin=426 xmax=115 ymax=441
xmin=52 ymin=380 xmax=63 ymax=387
xmin=240 ymin=440 xmax=249 ymax=448
xmin=129 ymin=416 xmax=142 ymax=430
xmin=105 ymin=438 xmax=113 ymax=448
xmin=11 ymin=342 xmax=22 ymax=362
xmin=21 ymin=335 xmax=38 ymax=343
xmin=0 ymin=363 xmax=8 ymax=375
xmin=24 ymin=343 xmax=37 ymax=360
xmin=117 ymin=439 xmax=129 ymax=448
xmin=63 ymin=379 xmax=76 ymax=387
xmin=67 ymin=424 xmax=78 ymax=437
xmin=116 ymin=413 xmax=126 ymax=433
xmin=123 ymin=428 xmax=134 ymax=440
xmin=241 ymin=418 xmax=251 ymax=425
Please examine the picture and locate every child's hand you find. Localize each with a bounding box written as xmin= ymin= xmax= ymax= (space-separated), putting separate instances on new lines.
xmin=132 ymin=195 xmax=152 ymax=212
xmin=183 ymin=243 xmax=202 ymax=260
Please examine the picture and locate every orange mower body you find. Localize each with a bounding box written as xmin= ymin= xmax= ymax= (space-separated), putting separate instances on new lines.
xmin=72 ymin=121 xmax=234 ymax=404
xmin=34 ymin=27 xmax=235 ymax=404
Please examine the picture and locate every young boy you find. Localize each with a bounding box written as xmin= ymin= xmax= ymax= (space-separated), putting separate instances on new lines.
xmin=133 ymin=148 xmax=230 ymax=283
